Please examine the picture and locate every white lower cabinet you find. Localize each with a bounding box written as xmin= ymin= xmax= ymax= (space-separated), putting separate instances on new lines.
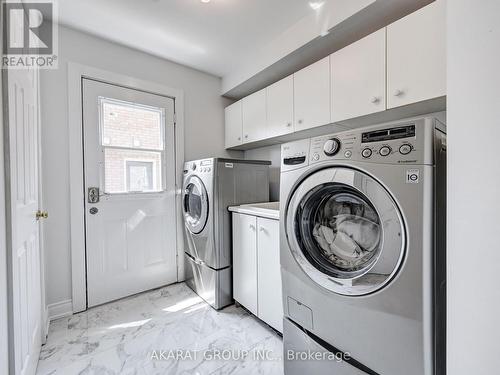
xmin=232 ymin=213 xmax=258 ymax=315
xmin=257 ymin=218 xmax=283 ymax=332
xmin=232 ymin=213 xmax=283 ymax=333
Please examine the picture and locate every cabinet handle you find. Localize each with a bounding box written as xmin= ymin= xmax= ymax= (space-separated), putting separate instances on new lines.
xmin=370 ymin=96 xmax=380 ymax=104
xmin=237 ymin=137 xmax=241 ymax=141
xmin=259 ymin=226 xmax=266 ymax=232
xmin=394 ymin=89 xmax=404 ymax=97
xmin=249 ymin=224 xmax=256 ymax=230
xmin=244 ymin=134 xmax=248 ymax=139
xmin=286 ymin=122 xmax=292 ymax=127
xmin=297 ymin=119 xmax=303 ymax=125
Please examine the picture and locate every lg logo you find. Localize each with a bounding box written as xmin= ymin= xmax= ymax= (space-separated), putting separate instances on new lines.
xmin=406 ymin=169 xmax=420 ymax=184
xmin=3 ymin=2 xmax=54 ymax=55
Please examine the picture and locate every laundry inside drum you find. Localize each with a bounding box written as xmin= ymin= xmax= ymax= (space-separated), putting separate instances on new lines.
xmin=310 ymin=190 xmax=381 ymax=272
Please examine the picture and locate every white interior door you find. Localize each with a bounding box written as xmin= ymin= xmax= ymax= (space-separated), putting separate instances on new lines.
xmin=82 ymin=78 xmax=178 ymax=307
xmin=6 ymin=68 xmax=43 ymax=375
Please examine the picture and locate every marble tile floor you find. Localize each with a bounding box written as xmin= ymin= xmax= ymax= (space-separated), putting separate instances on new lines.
xmin=36 ymin=283 xmax=283 ymax=375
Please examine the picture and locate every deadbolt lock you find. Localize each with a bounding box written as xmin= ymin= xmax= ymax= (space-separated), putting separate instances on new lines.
xmin=36 ymin=210 xmax=48 ymax=220
xmin=88 ymin=187 xmax=100 ymax=203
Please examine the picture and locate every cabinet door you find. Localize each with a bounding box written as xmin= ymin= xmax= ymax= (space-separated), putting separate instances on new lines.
xmin=242 ymin=88 xmax=267 ymax=143
xmin=225 ymin=101 xmax=243 ymax=148
xmin=232 ymin=214 xmax=258 ymax=315
xmin=331 ymin=29 xmax=386 ymax=122
xmin=294 ymin=57 xmax=331 ymax=131
xmin=257 ymin=218 xmax=283 ymax=333
xmin=267 ymin=76 xmax=294 ymax=138
xmin=387 ymin=0 xmax=446 ymax=108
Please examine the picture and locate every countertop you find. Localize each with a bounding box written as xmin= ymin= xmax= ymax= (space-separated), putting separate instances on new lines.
xmin=228 ymin=202 xmax=279 ymax=220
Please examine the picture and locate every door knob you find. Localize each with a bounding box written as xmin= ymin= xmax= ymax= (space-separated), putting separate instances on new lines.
xmin=35 ymin=210 xmax=48 ymax=220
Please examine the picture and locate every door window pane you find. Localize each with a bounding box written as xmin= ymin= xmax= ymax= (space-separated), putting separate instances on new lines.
xmin=126 ymin=161 xmax=154 ymax=192
xmin=101 ymin=98 xmax=164 ymax=150
xmin=99 ymin=97 xmax=166 ymax=194
xmin=104 ymin=149 xmax=162 ymax=193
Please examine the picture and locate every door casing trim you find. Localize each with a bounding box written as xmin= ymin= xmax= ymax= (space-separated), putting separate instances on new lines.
xmin=68 ymin=63 xmax=185 ymax=313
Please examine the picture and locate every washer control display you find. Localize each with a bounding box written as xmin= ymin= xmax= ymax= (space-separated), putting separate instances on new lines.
xmin=399 ymin=144 xmax=413 ymax=155
xmin=362 ymin=148 xmax=372 ymax=158
xmin=323 ymin=138 xmax=341 ymax=156
xmin=379 ymin=146 xmax=392 ymax=157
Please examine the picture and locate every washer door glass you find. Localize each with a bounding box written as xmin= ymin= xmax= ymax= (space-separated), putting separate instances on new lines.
xmin=286 ymin=167 xmax=406 ymax=296
xmin=298 ymin=185 xmax=381 ymax=278
xmin=183 ymin=176 xmax=208 ymax=234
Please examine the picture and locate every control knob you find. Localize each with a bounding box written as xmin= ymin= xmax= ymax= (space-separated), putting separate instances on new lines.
xmin=362 ymin=148 xmax=372 ymax=158
xmin=323 ymin=138 xmax=341 ymax=156
xmin=379 ymin=146 xmax=392 ymax=157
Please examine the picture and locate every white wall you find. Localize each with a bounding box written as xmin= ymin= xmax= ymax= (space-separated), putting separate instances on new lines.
xmin=40 ymin=25 xmax=241 ymax=307
xmin=447 ymin=1 xmax=500 ymax=374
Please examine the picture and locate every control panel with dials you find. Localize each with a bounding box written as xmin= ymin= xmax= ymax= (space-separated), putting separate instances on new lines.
xmin=184 ymin=159 xmax=214 ymax=174
xmin=281 ymin=118 xmax=443 ymax=169
xmin=305 ymin=119 xmax=439 ymax=166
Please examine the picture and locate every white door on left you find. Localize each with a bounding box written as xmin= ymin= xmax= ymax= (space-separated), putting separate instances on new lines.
xmin=6 ymin=67 xmax=43 ymax=375
xmin=82 ymin=79 xmax=178 ymax=307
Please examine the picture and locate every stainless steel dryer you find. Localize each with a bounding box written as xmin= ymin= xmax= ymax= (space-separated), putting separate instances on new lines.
xmin=280 ymin=117 xmax=446 ymax=374
xmin=183 ymin=158 xmax=271 ymax=309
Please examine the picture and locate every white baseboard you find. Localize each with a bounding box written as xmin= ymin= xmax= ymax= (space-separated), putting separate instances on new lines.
xmin=47 ymin=299 xmax=73 ymax=321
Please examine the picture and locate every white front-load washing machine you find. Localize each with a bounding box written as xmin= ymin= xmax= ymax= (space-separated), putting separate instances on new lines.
xmin=280 ymin=117 xmax=446 ymax=375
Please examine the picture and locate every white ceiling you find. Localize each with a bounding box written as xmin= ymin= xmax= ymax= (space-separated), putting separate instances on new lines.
xmin=56 ymin=0 xmax=319 ymax=77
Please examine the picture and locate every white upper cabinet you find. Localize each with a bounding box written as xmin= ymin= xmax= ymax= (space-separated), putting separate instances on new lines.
xmin=242 ymin=88 xmax=267 ymax=143
xmin=387 ymin=0 xmax=446 ymax=109
xmin=225 ymin=101 xmax=242 ymax=148
xmin=294 ymin=56 xmax=331 ymax=132
xmin=266 ymin=76 xmax=294 ymax=138
xmin=331 ymin=29 xmax=386 ymax=122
